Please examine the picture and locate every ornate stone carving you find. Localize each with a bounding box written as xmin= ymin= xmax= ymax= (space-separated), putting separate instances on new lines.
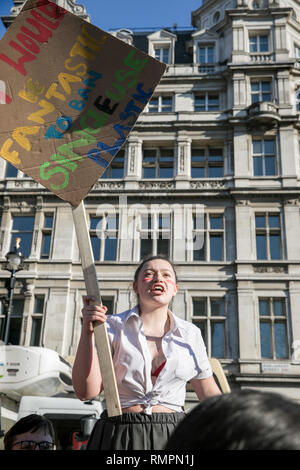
xmin=190 ymin=181 xmax=226 ymax=189
xmin=6 ymin=0 xmax=90 ymax=22
xmin=138 ymin=181 xmax=175 ymax=190
xmin=93 ymin=181 xmax=124 ymax=190
xmin=253 ymin=265 xmax=287 ymax=273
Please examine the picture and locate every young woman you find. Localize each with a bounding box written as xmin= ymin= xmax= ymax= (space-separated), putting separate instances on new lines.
xmin=72 ymin=256 xmax=221 ymax=450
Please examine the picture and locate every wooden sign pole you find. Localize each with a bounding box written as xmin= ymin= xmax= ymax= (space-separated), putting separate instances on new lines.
xmin=72 ymin=200 xmax=122 ymax=417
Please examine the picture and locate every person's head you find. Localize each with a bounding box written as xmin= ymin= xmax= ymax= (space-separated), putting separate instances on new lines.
xmin=133 ymin=256 xmax=178 ymax=309
xmin=4 ymin=414 xmax=56 ymax=450
xmin=166 ymin=390 xmax=300 ymax=450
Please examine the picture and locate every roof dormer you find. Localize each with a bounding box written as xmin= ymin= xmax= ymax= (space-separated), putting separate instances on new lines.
xmin=147 ymin=29 xmax=177 ymax=65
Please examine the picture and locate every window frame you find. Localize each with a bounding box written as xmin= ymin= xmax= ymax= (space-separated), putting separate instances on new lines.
xmin=192 ymin=212 xmax=225 ymax=262
xmin=252 ymin=137 xmax=277 ymax=177
xmin=194 ymin=92 xmax=220 ymax=112
xmin=249 ymin=33 xmax=269 ymax=53
xmin=139 ymin=211 xmax=172 ymax=260
xmin=101 ymin=149 xmax=125 ymax=179
xmin=250 ymin=80 xmax=272 ymax=104
xmin=142 ymin=147 xmax=175 ymax=179
xmin=258 ymin=297 xmax=289 ymax=359
xmin=30 ymin=295 xmax=45 ymax=346
xmin=192 ymin=296 xmax=227 ymax=358
xmin=191 ymin=146 xmax=224 ymax=179
xmin=147 ymin=95 xmax=173 ymax=113
xmin=255 ymin=211 xmax=283 ymax=260
xmin=89 ymin=213 xmax=120 ymax=262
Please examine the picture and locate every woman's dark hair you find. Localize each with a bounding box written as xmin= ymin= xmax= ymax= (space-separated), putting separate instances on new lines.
xmin=134 ymin=255 xmax=178 ymax=283
xmin=166 ymin=390 xmax=300 ymax=450
xmin=4 ymin=414 xmax=55 ymax=450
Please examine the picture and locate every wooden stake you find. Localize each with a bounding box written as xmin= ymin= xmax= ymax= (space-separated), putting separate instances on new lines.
xmin=72 ymin=200 xmax=122 ymax=417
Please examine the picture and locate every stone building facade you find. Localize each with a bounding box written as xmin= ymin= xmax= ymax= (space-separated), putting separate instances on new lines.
xmin=0 ymin=0 xmax=300 ymax=403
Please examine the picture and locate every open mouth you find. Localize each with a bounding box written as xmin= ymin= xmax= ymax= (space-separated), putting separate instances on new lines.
xmin=151 ymin=284 xmax=165 ymax=293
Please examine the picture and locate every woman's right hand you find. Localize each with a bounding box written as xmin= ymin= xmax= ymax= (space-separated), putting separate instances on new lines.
xmin=81 ymin=295 xmax=108 ymax=333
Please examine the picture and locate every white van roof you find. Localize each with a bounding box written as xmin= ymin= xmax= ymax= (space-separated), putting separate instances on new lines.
xmin=18 ymin=396 xmax=104 ymax=419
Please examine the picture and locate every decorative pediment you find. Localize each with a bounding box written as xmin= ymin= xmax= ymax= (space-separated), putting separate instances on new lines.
xmin=191 ymin=29 xmax=219 ymax=41
xmin=147 ymin=29 xmax=177 ymax=41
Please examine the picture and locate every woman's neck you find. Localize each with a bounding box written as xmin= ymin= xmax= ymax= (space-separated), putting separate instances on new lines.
xmin=138 ymin=304 xmax=170 ymax=336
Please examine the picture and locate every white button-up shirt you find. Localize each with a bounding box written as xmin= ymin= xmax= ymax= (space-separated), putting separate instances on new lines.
xmin=106 ymin=306 xmax=212 ymax=415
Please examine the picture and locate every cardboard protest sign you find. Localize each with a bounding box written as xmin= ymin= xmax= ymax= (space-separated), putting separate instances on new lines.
xmin=0 ymin=0 xmax=166 ymax=207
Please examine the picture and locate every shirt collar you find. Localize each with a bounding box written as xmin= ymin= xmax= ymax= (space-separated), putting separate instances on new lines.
xmin=124 ymin=305 xmax=188 ymax=337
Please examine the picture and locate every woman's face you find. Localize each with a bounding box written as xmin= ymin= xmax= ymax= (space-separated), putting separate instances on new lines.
xmin=133 ymin=259 xmax=178 ymax=308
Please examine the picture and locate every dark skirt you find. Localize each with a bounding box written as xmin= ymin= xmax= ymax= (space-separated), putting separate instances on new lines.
xmin=86 ymin=410 xmax=185 ymax=450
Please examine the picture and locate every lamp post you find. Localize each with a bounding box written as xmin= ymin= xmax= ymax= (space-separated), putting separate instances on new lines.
xmin=3 ymin=238 xmax=25 ymax=344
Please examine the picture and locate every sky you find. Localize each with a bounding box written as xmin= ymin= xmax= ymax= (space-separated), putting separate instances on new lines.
xmin=0 ymin=0 xmax=203 ymax=38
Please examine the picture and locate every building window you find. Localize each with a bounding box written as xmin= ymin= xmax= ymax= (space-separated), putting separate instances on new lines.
xmin=251 ymin=81 xmax=272 ymax=103
xmin=40 ymin=214 xmax=54 ymax=259
xmin=5 ymin=298 xmax=24 ymax=345
xmin=252 ymin=138 xmax=276 ymax=176
xmin=294 ymin=44 xmax=300 ymax=58
xmin=101 ymin=296 xmax=115 ymax=315
xmin=102 ymin=149 xmax=125 ymax=179
xmin=255 ymin=213 xmax=282 ymax=260
xmin=296 ymin=90 xmax=300 ymax=111
xmin=142 ymin=147 xmax=174 ymax=178
xmin=198 ymin=45 xmax=214 ymax=64
xmin=5 ymin=162 xmax=18 ymax=178
xmin=148 ymin=96 xmax=173 ymax=112
xmin=193 ymin=213 xmax=224 ymax=261
xmin=30 ymin=295 xmax=45 ymax=346
xmin=259 ymin=298 xmax=288 ymax=359
xmin=192 ymin=297 xmax=226 ymax=358
xmin=90 ymin=214 xmax=119 ymax=261
xmin=10 ymin=215 xmax=35 ymax=258
xmin=191 ymin=147 xmax=223 ymax=178
xmin=194 ymin=93 xmax=219 ymax=111
xmin=140 ymin=212 xmax=171 ymax=259
xmin=249 ymin=34 xmax=269 ymax=52
xmin=154 ymin=46 xmax=170 ymax=64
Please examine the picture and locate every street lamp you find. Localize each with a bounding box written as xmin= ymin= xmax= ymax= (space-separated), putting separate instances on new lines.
xmin=3 ymin=238 xmax=25 ymax=344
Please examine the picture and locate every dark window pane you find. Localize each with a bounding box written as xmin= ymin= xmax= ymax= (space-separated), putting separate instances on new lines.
xmin=264 ymin=140 xmax=274 ymax=154
xmin=210 ymin=234 xmax=223 ymax=260
xmin=193 ymin=299 xmax=206 ymax=316
xmin=265 ymin=156 xmax=276 ymax=175
xmin=44 ymin=216 xmax=53 ymax=228
xmin=143 ymin=167 xmax=156 ymax=178
xmin=30 ymin=318 xmax=42 ymax=346
xmin=193 ymin=320 xmax=206 ymax=344
xmin=141 ymin=238 xmax=152 ymax=259
xmin=8 ymin=318 xmax=22 ymax=345
xmin=260 ymin=322 xmax=272 ymax=358
xmin=110 ymin=167 xmax=124 ymax=179
xmin=211 ymin=322 xmax=224 ymax=358
xmin=104 ymin=238 xmax=117 ymax=261
xmin=10 ymin=233 xmax=32 ymax=258
xmin=254 ymin=156 xmax=263 ymax=176
xmin=191 ymin=167 xmax=205 ymax=178
xmin=90 ymin=217 xmax=102 ymax=231
xmin=269 ymin=215 xmax=280 ymax=228
xmin=255 ymin=215 xmax=266 ymax=228
xmin=41 ymin=234 xmax=51 ymax=258
xmin=275 ymin=323 xmax=288 ymax=359
xmin=210 ymin=216 xmax=223 ymax=230
xmin=12 ymin=216 xmax=34 ymax=231
xmin=34 ymin=296 xmax=44 ymax=313
xmin=274 ymin=299 xmax=285 ymax=316
xmin=101 ymin=297 xmax=114 ymax=315
xmin=194 ymin=245 xmax=205 ymax=261
xmin=211 ymin=299 xmax=224 ymax=316
xmin=5 ymin=163 xmax=18 ymax=177
xmin=157 ymin=238 xmax=169 ymax=257
xmin=208 ymin=166 xmax=223 ymax=177
xmin=256 ymin=234 xmax=267 ymax=259
xmin=259 ymin=299 xmax=270 ymax=316
xmin=90 ymin=235 xmax=100 ymax=260
xmin=270 ymin=234 xmax=281 ymax=260
xmin=159 ymin=167 xmax=173 ymax=178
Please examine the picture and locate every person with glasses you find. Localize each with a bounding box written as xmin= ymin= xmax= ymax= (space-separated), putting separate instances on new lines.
xmin=3 ymin=414 xmax=56 ymax=450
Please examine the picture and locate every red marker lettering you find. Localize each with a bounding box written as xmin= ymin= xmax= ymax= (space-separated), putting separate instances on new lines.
xmin=16 ymin=34 xmax=40 ymax=54
xmin=21 ymin=19 xmax=53 ymax=44
xmin=0 ymin=42 xmax=36 ymax=76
